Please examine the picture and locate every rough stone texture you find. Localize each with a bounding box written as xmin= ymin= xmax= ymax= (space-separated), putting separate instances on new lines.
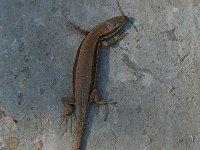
xmin=0 ymin=0 xmax=200 ymax=150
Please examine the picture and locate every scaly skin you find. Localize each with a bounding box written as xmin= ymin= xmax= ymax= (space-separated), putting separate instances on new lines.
xmin=63 ymin=16 xmax=128 ymax=150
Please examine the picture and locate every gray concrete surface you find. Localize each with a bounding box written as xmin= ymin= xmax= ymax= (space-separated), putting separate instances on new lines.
xmin=1 ymin=0 xmax=200 ymax=150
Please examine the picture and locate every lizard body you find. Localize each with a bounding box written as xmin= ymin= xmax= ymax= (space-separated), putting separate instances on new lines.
xmin=62 ymin=16 xmax=129 ymax=150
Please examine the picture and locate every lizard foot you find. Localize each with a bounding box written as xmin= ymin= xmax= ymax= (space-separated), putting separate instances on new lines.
xmin=89 ymin=89 xmax=117 ymax=117
xmin=60 ymin=97 xmax=75 ymax=132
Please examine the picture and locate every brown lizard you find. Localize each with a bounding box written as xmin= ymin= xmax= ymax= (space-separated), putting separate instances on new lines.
xmin=61 ymin=15 xmax=129 ymax=150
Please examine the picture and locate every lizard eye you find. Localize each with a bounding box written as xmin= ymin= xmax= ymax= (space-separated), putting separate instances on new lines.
xmin=105 ymin=21 xmax=115 ymax=31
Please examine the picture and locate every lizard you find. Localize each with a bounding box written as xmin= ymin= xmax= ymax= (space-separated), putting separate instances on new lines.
xmin=61 ymin=15 xmax=129 ymax=150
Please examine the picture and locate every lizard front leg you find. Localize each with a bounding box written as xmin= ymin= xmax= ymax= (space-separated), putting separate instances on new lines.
xmin=67 ymin=22 xmax=89 ymax=36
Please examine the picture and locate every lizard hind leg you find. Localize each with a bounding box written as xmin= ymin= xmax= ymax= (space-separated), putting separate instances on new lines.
xmin=60 ymin=97 xmax=75 ymax=132
xmin=89 ymin=89 xmax=117 ymax=116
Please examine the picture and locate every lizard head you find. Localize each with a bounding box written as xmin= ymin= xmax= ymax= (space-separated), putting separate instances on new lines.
xmin=104 ymin=16 xmax=128 ymax=32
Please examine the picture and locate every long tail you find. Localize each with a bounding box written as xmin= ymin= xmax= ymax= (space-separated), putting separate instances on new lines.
xmin=71 ymin=110 xmax=87 ymax=150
